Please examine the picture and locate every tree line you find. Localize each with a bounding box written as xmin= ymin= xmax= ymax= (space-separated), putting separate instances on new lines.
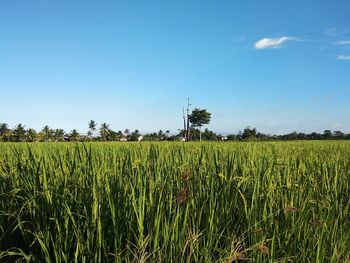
xmin=0 ymin=122 xmax=349 ymax=142
xmin=0 ymin=105 xmax=213 ymax=142
xmin=226 ymin=127 xmax=350 ymax=141
xmin=0 ymin=121 xmax=169 ymax=142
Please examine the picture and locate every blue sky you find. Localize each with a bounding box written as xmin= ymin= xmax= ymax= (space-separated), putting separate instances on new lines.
xmin=1 ymin=0 xmax=350 ymax=134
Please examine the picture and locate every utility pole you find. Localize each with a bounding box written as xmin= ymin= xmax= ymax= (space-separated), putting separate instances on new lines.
xmin=186 ymin=98 xmax=191 ymax=141
xmin=183 ymin=107 xmax=186 ymax=139
xmin=182 ymin=98 xmax=191 ymax=141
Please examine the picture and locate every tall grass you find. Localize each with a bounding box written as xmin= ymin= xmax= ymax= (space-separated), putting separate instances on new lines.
xmin=0 ymin=141 xmax=349 ymax=262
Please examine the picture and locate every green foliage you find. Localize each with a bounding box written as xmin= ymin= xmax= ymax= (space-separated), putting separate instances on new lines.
xmin=26 ymin=129 xmax=37 ymax=142
xmin=189 ymin=108 xmax=211 ymax=128
xmin=88 ymin=120 xmax=97 ymax=132
xmin=1 ymin=121 xmax=350 ymax=142
xmin=189 ymin=108 xmax=212 ymax=141
xmin=242 ymin=126 xmax=257 ymax=139
xmin=0 ymin=142 xmax=350 ymax=262
xmin=99 ymin=122 xmax=110 ymax=141
xmin=69 ymin=129 xmax=80 ymax=141
xmin=12 ymin=123 xmax=26 ymax=142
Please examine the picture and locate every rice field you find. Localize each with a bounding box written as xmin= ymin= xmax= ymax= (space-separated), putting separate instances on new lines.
xmin=0 ymin=141 xmax=349 ymax=262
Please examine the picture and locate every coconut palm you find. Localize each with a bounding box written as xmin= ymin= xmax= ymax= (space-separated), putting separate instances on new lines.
xmin=100 ymin=123 xmax=110 ymax=141
xmin=54 ymin=129 xmax=65 ymax=142
xmin=0 ymin=123 xmax=10 ymax=141
xmin=42 ymin=125 xmax=54 ymax=141
xmin=12 ymin=123 xmax=26 ymax=142
xmin=88 ymin=120 xmax=97 ymax=139
xmin=26 ymin=128 xmax=37 ymax=142
xmin=69 ymin=129 xmax=80 ymax=142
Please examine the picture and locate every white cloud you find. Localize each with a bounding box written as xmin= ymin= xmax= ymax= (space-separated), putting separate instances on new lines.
xmin=334 ymin=40 xmax=350 ymax=45
xmin=324 ymin=28 xmax=348 ymax=37
xmin=337 ymin=55 xmax=350 ymax=60
xmin=254 ymin=36 xmax=296 ymax=49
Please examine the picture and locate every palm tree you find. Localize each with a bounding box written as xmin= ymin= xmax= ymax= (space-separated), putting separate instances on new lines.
xmin=158 ymin=129 xmax=165 ymax=140
xmin=0 ymin=123 xmax=10 ymax=141
xmin=13 ymin=123 xmax=26 ymax=142
xmin=42 ymin=125 xmax=54 ymax=141
xmin=130 ymin=129 xmax=140 ymax=141
xmin=69 ymin=129 xmax=80 ymax=142
xmin=54 ymin=129 xmax=65 ymax=142
xmin=26 ymin=128 xmax=37 ymax=142
xmin=88 ymin=120 xmax=97 ymax=139
xmin=100 ymin=123 xmax=110 ymax=141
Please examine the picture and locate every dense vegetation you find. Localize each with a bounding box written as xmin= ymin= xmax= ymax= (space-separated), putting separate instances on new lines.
xmin=1 ymin=122 xmax=350 ymax=142
xmin=1 ymin=141 xmax=349 ymax=262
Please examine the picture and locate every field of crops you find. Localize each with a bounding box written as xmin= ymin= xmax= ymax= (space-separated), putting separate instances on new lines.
xmin=0 ymin=141 xmax=349 ymax=262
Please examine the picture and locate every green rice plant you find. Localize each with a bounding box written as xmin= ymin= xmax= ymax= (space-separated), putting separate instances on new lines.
xmin=0 ymin=141 xmax=349 ymax=262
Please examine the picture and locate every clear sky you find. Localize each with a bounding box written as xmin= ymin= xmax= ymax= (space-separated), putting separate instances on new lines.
xmin=1 ymin=0 xmax=349 ymax=135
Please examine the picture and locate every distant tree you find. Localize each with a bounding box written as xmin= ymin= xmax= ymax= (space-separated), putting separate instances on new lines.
xmin=0 ymin=123 xmax=10 ymax=142
xmin=189 ymin=108 xmax=211 ymax=142
xmin=333 ymin=130 xmax=344 ymax=139
xmin=177 ymin=129 xmax=186 ymax=139
xmin=189 ymin=128 xmax=200 ymax=140
xmin=227 ymin=134 xmax=238 ymax=141
xmin=54 ymin=129 xmax=65 ymax=142
xmin=242 ymin=127 xmax=257 ymax=139
xmin=298 ymin=133 xmax=306 ymax=140
xmin=129 ymin=129 xmax=141 ymax=141
xmin=26 ymin=128 xmax=37 ymax=142
xmin=307 ymin=132 xmax=322 ymax=140
xmin=157 ymin=130 xmax=165 ymax=140
xmin=256 ymin=132 xmax=268 ymax=140
xmin=12 ymin=123 xmax=26 ymax=142
xmin=323 ymin=130 xmax=332 ymax=139
xmin=144 ymin=132 xmax=158 ymax=141
xmin=100 ymin=123 xmax=110 ymax=141
xmin=287 ymin=131 xmax=299 ymax=140
xmin=88 ymin=120 xmax=97 ymax=139
xmin=69 ymin=129 xmax=80 ymax=141
xmin=107 ymin=130 xmax=122 ymax=141
xmin=201 ymin=128 xmax=218 ymax=141
xmin=42 ymin=125 xmax=54 ymax=141
xmin=116 ymin=130 xmax=123 ymax=140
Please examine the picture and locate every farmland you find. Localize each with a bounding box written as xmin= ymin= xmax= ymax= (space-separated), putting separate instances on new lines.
xmin=0 ymin=141 xmax=350 ymax=262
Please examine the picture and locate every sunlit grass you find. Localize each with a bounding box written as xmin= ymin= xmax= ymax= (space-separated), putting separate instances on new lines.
xmin=0 ymin=141 xmax=349 ymax=262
